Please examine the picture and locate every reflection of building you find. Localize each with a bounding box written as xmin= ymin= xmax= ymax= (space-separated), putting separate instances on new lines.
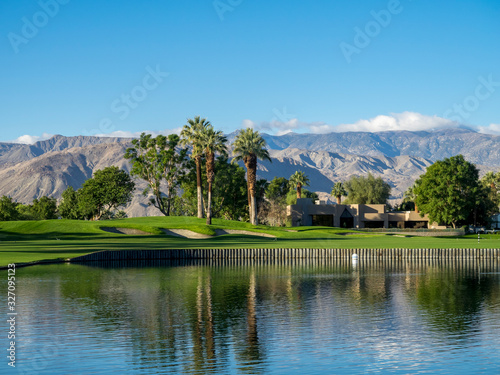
xmin=287 ymin=198 xmax=442 ymax=229
xmin=492 ymin=213 xmax=500 ymax=229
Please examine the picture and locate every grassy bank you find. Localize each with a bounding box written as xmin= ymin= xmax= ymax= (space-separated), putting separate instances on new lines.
xmin=1 ymin=217 xmax=499 ymax=267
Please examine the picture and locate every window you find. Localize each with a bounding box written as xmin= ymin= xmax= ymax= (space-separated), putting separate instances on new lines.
xmin=311 ymin=215 xmax=334 ymax=227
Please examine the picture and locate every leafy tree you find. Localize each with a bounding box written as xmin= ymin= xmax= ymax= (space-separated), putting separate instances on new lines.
xmin=16 ymin=204 xmax=36 ymax=220
xmin=257 ymin=177 xmax=288 ymax=226
xmin=232 ymin=128 xmax=271 ymax=225
xmin=31 ymin=196 xmax=58 ymax=220
xmin=213 ymin=158 xmax=248 ymax=220
xmin=0 ymin=196 xmax=19 ymax=221
xmin=344 ymin=173 xmax=391 ymax=205
xmin=265 ymin=177 xmax=289 ymax=202
xmin=414 ymin=155 xmax=495 ymax=228
xmin=182 ymin=155 xmax=248 ymax=220
xmin=199 ymin=125 xmax=228 ymax=225
xmin=114 ymin=210 xmax=128 ymax=219
xmin=330 ymin=182 xmax=347 ymax=204
xmin=286 ymin=189 xmax=319 ymax=206
xmin=59 ymin=186 xmax=82 ymax=219
xmin=255 ymin=178 xmax=269 ymax=216
xmin=78 ymin=166 xmax=135 ymax=220
xmin=289 ymin=171 xmax=310 ymax=199
xmin=180 ymin=116 xmax=211 ymax=219
xmin=125 ymin=133 xmax=187 ymax=216
xmin=181 ymin=155 xmax=248 ymax=220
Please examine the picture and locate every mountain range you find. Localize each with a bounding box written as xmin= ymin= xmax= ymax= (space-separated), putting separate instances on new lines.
xmin=0 ymin=129 xmax=498 ymax=217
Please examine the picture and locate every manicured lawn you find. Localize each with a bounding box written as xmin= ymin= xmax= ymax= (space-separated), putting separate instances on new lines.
xmin=1 ymin=217 xmax=499 ymax=267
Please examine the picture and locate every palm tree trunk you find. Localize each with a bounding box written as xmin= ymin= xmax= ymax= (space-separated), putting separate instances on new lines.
xmin=246 ymin=156 xmax=258 ymax=225
xmin=337 ymin=196 xmax=341 ymax=204
xmin=297 ymin=183 xmax=302 ymax=199
xmin=250 ymin=195 xmax=257 ymax=225
xmin=195 ymin=156 xmax=204 ymax=219
xmin=206 ymin=152 xmax=215 ymax=225
xmin=206 ymin=184 xmax=212 ymax=225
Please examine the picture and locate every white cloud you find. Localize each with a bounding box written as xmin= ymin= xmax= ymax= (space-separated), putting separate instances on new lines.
xmin=478 ymin=124 xmax=500 ymax=135
xmin=241 ymin=119 xmax=257 ymax=129
xmin=335 ymin=112 xmax=458 ymax=133
xmin=11 ymin=132 xmax=54 ymax=144
xmin=94 ymin=128 xmax=182 ymax=138
xmin=241 ymin=118 xmax=304 ymax=134
xmin=242 ymin=112 xmax=460 ymax=135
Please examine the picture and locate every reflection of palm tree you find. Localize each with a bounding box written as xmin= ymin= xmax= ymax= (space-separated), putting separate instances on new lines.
xmin=204 ymin=275 xmax=215 ymax=362
xmin=244 ymin=270 xmax=261 ymax=362
xmin=193 ymin=274 xmax=216 ymax=370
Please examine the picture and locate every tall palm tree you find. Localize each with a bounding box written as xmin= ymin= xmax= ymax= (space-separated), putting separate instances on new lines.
xmin=200 ymin=125 xmax=227 ymax=225
xmin=232 ymin=128 xmax=271 ymax=225
xmin=180 ymin=116 xmax=210 ymax=219
xmin=289 ymin=171 xmax=310 ymax=199
xmin=331 ymin=182 xmax=347 ymax=204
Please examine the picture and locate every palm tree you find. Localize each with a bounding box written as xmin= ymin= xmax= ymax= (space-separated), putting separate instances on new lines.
xmin=180 ymin=116 xmax=210 ymax=219
xmin=481 ymin=171 xmax=500 ymax=209
xmin=331 ymin=182 xmax=347 ymax=204
xmin=232 ymin=128 xmax=271 ymax=225
xmin=403 ymin=180 xmax=421 ymax=212
xmin=482 ymin=171 xmax=500 ymax=189
xmin=200 ymin=125 xmax=227 ymax=225
xmin=289 ymin=171 xmax=310 ymax=199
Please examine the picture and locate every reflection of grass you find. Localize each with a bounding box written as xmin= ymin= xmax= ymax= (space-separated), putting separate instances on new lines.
xmin=1 ymin=217 xmax=500 ymax=267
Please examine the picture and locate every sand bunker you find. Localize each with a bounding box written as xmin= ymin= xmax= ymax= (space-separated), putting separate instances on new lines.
xmin=162 ymin=228 xmax=276 ymax=239
xmin=162 ymin=229 xmax=212 ymax=239
xmin=214 ymin=229 xmax=276 ymax=238
xmin=101 ymin=227 xmax=151 ymax=235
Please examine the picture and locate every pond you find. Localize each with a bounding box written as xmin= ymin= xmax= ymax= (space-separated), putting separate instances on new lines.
xmin=2 ymin=258 xmax=500 ymax=374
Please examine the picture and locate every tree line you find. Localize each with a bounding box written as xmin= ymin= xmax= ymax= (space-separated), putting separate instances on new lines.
xmin=123 ymin=117 xmax=323 ymax=226
xmin=0 ymin=166 xmax=134 ymax=221
xmin=330 ymin=156 xmax=499 ymax=228
xmin=0 ymin=116 xmax=499 ymax=228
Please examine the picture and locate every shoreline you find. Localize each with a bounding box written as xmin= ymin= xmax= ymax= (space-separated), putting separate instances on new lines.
xmin=71 ymin=247 xmax=500 ymax=263
xmin=2 ymin=247 xmax=499 ymax=270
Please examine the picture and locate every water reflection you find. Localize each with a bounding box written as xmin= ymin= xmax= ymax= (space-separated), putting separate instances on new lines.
xmin=4 ymin=258 xmax=500 ymax=374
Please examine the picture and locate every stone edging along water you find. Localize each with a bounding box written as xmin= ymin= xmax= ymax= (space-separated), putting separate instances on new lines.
xmin=69 ymin=248 xmax=500 ymax=263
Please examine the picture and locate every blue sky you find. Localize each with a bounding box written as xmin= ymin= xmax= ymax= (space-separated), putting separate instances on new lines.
xmin=1 ymin=0 xmax=499 ymax=143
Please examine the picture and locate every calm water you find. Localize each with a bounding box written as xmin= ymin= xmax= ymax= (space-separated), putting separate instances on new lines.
xmin=2 ymin=258 xmax=500 ymax=374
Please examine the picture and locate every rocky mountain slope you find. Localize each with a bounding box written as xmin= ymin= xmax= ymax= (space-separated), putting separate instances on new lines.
xmin=228 ymin=128 xmax=500 ymax=166
xmin=0 ymin=129 xmax=498 ymax=216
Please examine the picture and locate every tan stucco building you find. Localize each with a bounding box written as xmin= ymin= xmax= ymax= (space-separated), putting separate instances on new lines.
xmin=287 ymin=198 xmax=439 ymax=229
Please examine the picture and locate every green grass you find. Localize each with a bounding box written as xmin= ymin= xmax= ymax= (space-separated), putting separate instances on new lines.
xmin=1 ymin=217 xmax=499 ymax=267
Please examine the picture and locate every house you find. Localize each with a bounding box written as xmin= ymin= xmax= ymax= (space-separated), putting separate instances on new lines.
xmin=287 ymin=198 xmax=441 ymax=229
xmin=491 ymin=213 xmax=500 ymax=229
